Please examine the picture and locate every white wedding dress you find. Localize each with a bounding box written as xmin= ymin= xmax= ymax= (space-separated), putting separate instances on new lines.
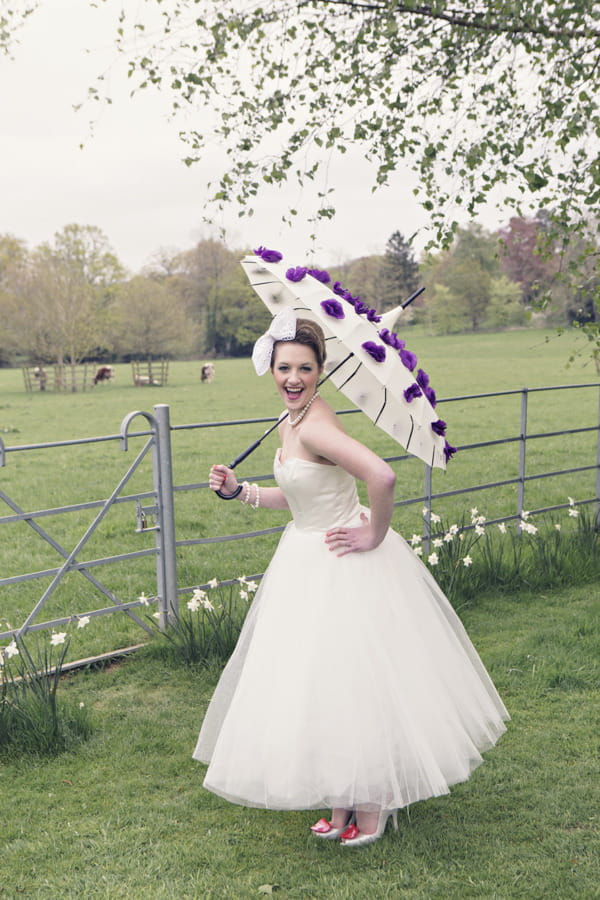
xmin=193 ymin=450 xmax=509 ymax=812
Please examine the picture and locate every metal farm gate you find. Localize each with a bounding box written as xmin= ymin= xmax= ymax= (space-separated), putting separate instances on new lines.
xmin=0 ymin=405 xmax=177 ymax=645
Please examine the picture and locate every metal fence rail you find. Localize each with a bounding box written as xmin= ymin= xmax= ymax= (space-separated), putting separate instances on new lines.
xmin=1 ymin=384 xmax=598 ymax=643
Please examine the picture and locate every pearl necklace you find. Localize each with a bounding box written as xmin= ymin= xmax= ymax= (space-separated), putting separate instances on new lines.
xmin=289 ymin=391 xmax=320 ymax=427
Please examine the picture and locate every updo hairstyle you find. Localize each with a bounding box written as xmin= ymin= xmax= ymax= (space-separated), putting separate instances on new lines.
xmin=271 ymin=317 xmax=326 ymax=370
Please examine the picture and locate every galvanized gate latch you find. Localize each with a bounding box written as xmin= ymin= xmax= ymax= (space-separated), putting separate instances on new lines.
xmin=136 ymin=500 xmax=159 ymax=532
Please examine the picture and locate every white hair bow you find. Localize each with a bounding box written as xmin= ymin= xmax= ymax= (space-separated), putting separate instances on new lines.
xmin=252 ymin=308 xmax=297 ymax=375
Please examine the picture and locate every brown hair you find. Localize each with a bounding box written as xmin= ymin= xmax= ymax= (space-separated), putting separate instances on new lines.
xmin=271 ymin=317 xmax=326 ymax=369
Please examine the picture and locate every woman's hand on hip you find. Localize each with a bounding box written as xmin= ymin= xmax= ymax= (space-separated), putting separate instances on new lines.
xmin=324 ymin=513 xmax=377 ymax=556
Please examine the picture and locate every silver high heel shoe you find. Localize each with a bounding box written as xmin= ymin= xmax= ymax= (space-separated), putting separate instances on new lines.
xmin=310 ymin=810 xmax=355 ymax=840
xmin=340 ymin=809 xmax=398 ymax=848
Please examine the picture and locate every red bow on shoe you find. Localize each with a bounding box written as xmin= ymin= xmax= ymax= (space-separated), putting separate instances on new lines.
xmin=310 ymin=818 xmax=336 ymax=835
xmin=339 ymin=824 xmax=360 ymax=841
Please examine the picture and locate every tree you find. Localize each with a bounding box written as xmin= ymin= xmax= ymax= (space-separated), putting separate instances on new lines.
xmin=498 ymin=216 xmax=558 ymax=306
xmin=424 ymin=224 xmax=501 ymax=331
xmin=329 ymin=255 xmax=385 ymax=310
xmin=170 ymin=239 xmax=270 ymax=356
xmin=0 ymin=225 xmax=124 ymax=382
xmin=0 ymin=234 xmax=28 ymax=364
xmin=95 ymin=1 xmax=600 ymax=256
xmin=0 ymin=5 xmax=37 ymax=55
xmin=111 ymin=275 xmax=195 ymax=359
xmin=381 ymin=232 xmax=420 ymax=310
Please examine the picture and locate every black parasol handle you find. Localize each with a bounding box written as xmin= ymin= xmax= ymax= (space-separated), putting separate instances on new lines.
xmin=215 ymin=286 xmax=425 ymax=499
xmin=401 ymin=286 xmax=425 ymax=308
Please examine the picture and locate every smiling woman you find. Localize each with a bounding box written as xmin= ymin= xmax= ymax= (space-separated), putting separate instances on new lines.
xmin=196 ymin=308 xmax=509 ymax=848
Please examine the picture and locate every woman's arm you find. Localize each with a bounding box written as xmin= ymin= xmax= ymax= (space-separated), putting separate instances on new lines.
xmin=209 ymin=464 xmax=290 ymax=510
xmin=300 ymin=412 xmax=396 ymax=555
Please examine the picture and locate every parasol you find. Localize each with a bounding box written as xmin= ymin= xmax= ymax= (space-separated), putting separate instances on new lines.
xmin=216 ymin=247 xmax=455 ymax=496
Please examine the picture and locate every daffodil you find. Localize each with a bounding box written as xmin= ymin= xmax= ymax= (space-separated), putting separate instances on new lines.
xmin=462 ymin=555 xmax=473 ymax=567
xmin=138 ymin=592 xmax=150 ymax=606
xmin=77 ymin=616 xmax=90 ymax=629
xmin=497 ymin=522 xmax=507 ymax=534
xmin=428 ymin=552 xmax=439 ymax=566
xmin=208 ymin=578 xmax=219 ymax=589
xmin=50 ymin=632 xmax=67 ymax=646
xmin=5 ymin=640 xmax=19 ymax=658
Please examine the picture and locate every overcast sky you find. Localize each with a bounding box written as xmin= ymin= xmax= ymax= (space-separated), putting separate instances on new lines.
xmin=2 ymin=0 xmax=504 ymax=274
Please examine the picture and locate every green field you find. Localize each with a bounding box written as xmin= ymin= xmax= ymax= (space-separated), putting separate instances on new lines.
xmin=0 ymin=327 xmax=598 ymax=660
xmin=1 ymin=328 xmax=599 ymax=897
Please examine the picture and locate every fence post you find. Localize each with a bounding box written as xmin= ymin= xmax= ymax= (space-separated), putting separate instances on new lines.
xmin=153 ymin=404 xmax=178 ymax=628
xmin=596 ymin=386 xmax=600 ymax=527
xmin=516 ymin=387 xmax=528 ymax=533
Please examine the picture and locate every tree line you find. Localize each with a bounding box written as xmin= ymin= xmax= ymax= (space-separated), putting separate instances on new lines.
xmin=0 ymin=216 xmax=597 ymax=371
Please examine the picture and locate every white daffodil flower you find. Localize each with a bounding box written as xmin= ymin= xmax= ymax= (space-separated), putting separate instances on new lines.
xmin=475 ymin=525 xmax=485 ymax=536
xmin=497 ymin=522 xmax=507 ymax=534
xmin=187 ymin=597 xmax=201 ymax=612
xmin=430 ymin=512 xmax=441 ymax=524
xmin=463 ymin=555 xmax=473 ymax=567
xmin=239 ymin=590 xmax=249 ymax=601
xmin=138 ymin=592 xmax=150 ymax=606
xmin=77 ymin=616 xmax=90 ymax=629
xmin=413 ymin=546 xmax=423 ymax=557
xmin=432 ymin=538 xmax=443 ymax=549
xmin=5 ymin=640 xmax=19 ymax=658
xmin=208 ymin=578 xmax=219 ymax=589
xmin=50 ymin=632 xmax=67 ymax=646
xmin=568 ymin=508 xmax=579 ymax=517
xmin=200 ymin=597 xmax=215 ymax=611
xmin=410 ymin=534 xmax=422 ymax=546
xmin=192 ymin=588 xmax=208 ymax=602
xmin=246 ymin=581 xmax=258 ymax=593
xmin=428 ymin=552 xmax=439 ymax=566
xmin=555 ymin=523 xmax=561 ymax=531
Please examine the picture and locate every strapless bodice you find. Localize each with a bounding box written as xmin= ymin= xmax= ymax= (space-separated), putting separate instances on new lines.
xmin=274 ymin=449 xmax=363 ymax=532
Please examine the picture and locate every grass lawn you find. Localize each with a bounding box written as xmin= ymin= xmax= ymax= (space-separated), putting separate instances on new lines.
xmin=0 ymin=582 xmax=598 ymax=898
xmin=1 ymin=328 xmax=599 ymax=896
xmin=1 ymin=327 xmax=598 ymax=661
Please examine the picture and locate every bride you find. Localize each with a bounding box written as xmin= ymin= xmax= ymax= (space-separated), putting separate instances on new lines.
xmin=194 ymin=312 xmax=508 ymax=847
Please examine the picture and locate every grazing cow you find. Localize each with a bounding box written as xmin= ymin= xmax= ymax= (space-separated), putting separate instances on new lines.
xmin=33 ymin=366 xmax=47 ymax=391
xmin=93 ymin=365 xmax=115 ymax=386
xmin=201 ymin=363 xmax=215 ymax=383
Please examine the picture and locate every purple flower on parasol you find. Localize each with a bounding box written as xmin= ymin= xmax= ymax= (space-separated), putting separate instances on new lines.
xmin=443 ymin=440 xmax=458 ymax=462
xmin=424 ymin=386 xmax=437 ymax=408
xmin=416 ymin=369 xmax=430 ymax=390
xmin=400 ymin=348 xmax=418 ymax=371
xmin=404 ymin=384 xmax=423 ymax=403
xmin=320 ymin=299 xmax=345 ymax=319
xmin=379 ymin=329 xmax=405 ymax=351
xmin=353 ymin=300 xmax=370 ymax=315
xmin=254 ymin=246 xmax=283 ymax=263
xmin=332 ymin=281 xmax=346 ymax=296
xmin=367 ymin=308 xmax=382 ymax=323
xmin=308 ymin=268 xmax=331 ymax=284
xmin=362 ymin=341 xmax=386 ymax=363
xmin=431 ymin=419 xmax=447 ymax=436
xmin=286 ymin=266 xmax=308 ymax=282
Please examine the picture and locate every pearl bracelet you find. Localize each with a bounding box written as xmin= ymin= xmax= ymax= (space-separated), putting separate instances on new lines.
xmin=251 ymin=483 xmax=260 ymax=509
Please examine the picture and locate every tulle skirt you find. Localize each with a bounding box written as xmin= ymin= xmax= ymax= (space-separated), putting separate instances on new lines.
xmin=193 ymin=522 xmax=508 ymax=811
